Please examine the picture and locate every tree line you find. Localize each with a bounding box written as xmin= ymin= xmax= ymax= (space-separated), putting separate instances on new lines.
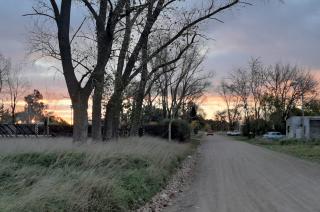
xmin=22 ymin=0 xmax=247 ymax=142
xmin=217 ymin=58 xmax=319 ymax=135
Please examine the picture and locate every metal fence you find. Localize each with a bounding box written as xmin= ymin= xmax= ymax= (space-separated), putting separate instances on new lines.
xmin=0 ymin=124 xmax=43 ymax=137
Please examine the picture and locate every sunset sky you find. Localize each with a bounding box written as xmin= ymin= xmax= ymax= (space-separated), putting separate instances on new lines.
xmin=0 ymin=0 xmax=320 ymax=122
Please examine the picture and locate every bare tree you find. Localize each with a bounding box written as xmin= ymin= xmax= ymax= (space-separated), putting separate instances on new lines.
xmin=0 ymin=53 xmax=10 ymax=96
xmin=102 ymin=0 xmax=246 ymax=140
xmin=154 ymin=44 xmax=211 ymax=140
xmin=0 ymin=54 xmax=11 ymax=123
xmin=264 ymin=63 xmax=318 ymax=122
xmin=129 ymin=31 xmax=197 ymax=135
xmin=26 ymin=0 xmax=129 ymax=141
xmin=221 ymin=59 xmax=319 ymax=133
xmin=27 ymin=0 xmax=246 ymax=141
xmin=218 ymin=80 xmax=241 ymax=130
xmin=248 ymin=58 xmax=266 ymax=120
xmin=228 ymin=68 xmax=251 ymax=121
xmin=169 ymin=47 xmax=210 ymax=118
xmin=7 ymin=67 xmax=30 ymax=124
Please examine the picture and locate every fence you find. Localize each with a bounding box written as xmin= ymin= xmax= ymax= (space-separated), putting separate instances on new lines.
xmin=0 ymin=124 xmax=40 ymax=137
xmin=0 ymin=124 xmax=78 ymax=138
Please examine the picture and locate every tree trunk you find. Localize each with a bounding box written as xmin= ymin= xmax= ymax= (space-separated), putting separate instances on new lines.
xmin=11 ymin=106 xmax=16 ymax=124
xmin=130 ymin=82 xmax=146 ymax=135
xmin=72 ymin=95 xmax=89 ymax=142
xmin=162 ymin=89 xmax=168 ymax=118
xmin=91 ymin=84 xmax=103 ymax=140
xmin=168 ymin=118 xmax=172 ymax=142
xmin=103 ymin=91 xmax=123 ymax=140
xmin=130 ymin=38 xmax=148 ymax=136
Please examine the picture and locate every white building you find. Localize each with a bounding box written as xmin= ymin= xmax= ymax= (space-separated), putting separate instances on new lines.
xmin=286 ymin=116 xmax=320 ymax=139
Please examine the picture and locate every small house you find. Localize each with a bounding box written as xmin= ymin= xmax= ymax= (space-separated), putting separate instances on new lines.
xmin=286 ymin=116 xmax=320 ymax=139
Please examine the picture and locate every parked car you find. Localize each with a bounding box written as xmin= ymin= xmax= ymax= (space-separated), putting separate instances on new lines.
xmin=207 ymin=130 xmax=214 ymax=136
xmin=262 ymin=131 xmax=284 ymax=140
xmin=227 ymin=131 xmax=241 ymax=136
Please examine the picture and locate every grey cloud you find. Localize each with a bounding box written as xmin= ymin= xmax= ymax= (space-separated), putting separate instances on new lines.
xmin=202 ymin=0 xmax=320 ymax=82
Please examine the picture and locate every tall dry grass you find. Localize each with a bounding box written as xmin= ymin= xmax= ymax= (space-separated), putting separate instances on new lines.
xmin=0 ymin=136 xmax=192 ymax=211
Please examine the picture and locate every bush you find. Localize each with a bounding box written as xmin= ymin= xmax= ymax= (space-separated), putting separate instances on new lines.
xmin=49 ymin=125 xmax=73 ymax=137
xmin=144 ymin=119 xmax=191 ymax=142
xmin=144 ymin=123 xmax=164 ymax=137
xmin=242 ymin=119 xmax=272 ymax=137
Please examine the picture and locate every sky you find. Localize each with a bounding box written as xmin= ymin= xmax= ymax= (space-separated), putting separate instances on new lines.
xmin=0 ymin=0 xmax=320 ymax=121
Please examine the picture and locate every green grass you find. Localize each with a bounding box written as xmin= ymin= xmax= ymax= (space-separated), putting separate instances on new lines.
xmin=0 ymin=137 xmax=197 ymax=212
xmin=265 ymin=144 xmax=320 ymax=162
xmin=235 ymin=136 xmax=320 ymax=163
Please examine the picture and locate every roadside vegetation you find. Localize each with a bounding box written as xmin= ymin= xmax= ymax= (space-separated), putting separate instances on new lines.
xmin=0 ymin=137 xmax=198 ymax=212
xmin=235 ymin=136 xmax=320 ymax=163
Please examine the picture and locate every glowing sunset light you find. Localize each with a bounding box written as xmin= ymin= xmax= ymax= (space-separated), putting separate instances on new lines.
xmin=41 ymin=95 xmax=223 ymax=123
xmin=199 ymin=95 xmax=225 ymax=119
xmin=3 ymin=94 xmax=224 ymax=124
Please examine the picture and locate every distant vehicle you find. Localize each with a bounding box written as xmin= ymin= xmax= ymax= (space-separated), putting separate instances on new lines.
xmin=263 ymin=131 xmax=284 ymax=140
xmin=207 ymin=130 xmax=214 ymax=136
xmin=227 ymin=131 xmax=241 ymax=136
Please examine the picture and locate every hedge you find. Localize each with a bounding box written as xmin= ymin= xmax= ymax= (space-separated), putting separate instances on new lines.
xmin=144 ymin=119 xmax=191 ymax=142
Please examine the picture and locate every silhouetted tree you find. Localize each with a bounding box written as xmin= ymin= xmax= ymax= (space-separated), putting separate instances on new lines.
xmin=24 ymin=89 xmax=47 ymax=123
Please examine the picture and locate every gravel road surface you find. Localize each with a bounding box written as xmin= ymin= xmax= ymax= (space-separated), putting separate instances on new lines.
xmin=165 ymin=135 xmax=320 ymax=212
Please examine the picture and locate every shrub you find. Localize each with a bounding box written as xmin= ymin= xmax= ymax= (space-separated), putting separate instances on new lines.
xmin=144 ymin=123 xmax=165 ymax=137
xmin=242 ymin=119 xmax=272 ymax=137
xmin=144 ymin=119 xmax=191 ymax=142
xmin=166 ymin=119 xmax=191 ymax=142
xmin=49 ymin=125 xmax=73 ymax=137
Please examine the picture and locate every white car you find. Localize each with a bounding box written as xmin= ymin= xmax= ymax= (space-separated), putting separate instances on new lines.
xmin=227 ymin=131 xmax=241 ymax=136
xmin=262 ymin=131 xmax=284 ymax=140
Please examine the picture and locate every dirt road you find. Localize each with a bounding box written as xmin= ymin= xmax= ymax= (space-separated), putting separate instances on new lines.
xmin=165 ymin=135 xmax=320 ymax=212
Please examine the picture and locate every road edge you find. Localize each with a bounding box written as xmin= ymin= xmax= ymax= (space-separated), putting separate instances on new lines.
xmin=136 ymin=138 xmax=201 ymax=212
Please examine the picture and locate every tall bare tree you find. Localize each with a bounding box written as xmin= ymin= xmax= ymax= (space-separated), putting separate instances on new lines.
xmin=0 ymin=53 xmax=10 ymax=96
xmin=7 ymin=67 xmax=30 ymax=124
xmin=264 ymin=63 xmax=318 ymax=122
xmin=26 ymin=0 xmax=128 ymax=141
xmin=218 ymin=80 xmax=241 ymax=130
xmin=27 ymin=0 xmax=245 ymax=141
xmin=129 ymin=31 xmax=197 ymax=135
xmin=220 ymin=59 xmax=319 ymax=133
xmin=152 ymin=44 xmax=211 ymax=140
xmin=248 ymin=58 xmax=265 ymax=120
xmin=103 ymin=0 xmax=243 ymax=139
